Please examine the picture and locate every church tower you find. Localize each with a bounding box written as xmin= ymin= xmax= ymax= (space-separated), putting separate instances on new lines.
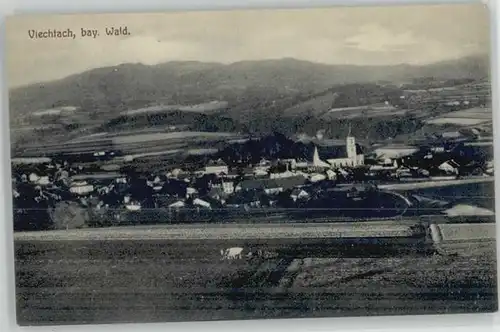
xmin=346 ymin=124 xmax=357 ymax=159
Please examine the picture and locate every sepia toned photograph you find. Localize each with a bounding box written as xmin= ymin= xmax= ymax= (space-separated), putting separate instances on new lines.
xmin=6 ymin=3 xmax=497 ymax=326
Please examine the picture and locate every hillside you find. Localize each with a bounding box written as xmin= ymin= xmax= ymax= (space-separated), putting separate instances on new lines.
xmin=9 ymin=55 xmax=489 ymax=121
xmin=8 ymin=55 xmax=491 ymax=149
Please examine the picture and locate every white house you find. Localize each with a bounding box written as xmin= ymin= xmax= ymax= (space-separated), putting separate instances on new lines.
xmin=309 ymin=173 xmax=326 ymax=183
xmin=28 ymin=173 xmax=40 ymax=184
xmin=204 ymin=160 xmax=229 ymax=175
xmin=290 ymin=189 xmax=310 ymax=202
xmin=169 ymin=200 xmax=185 ymax=209
xmin=125 ymin=202 xmax=142 ymax=212
xmin=193 ymin=198 xmax=211 ymax=209
xmin=253 ymin=168 xmax=269 ymax=176
xmin=438 ymin=160 xmax=460 ymax=174
xmin=115 ymin=177 xmax=128 ymax=184
xmin=37 ymin=176 xmax=51 ymax=186
xmin=326 ymin=169 xmax=337 ymax=180
xmin=221 ymin=181 xmax=234 ymax=194
xmin=69 ymin=181 xmax=94 ymax=195
xmin=213 ymin=180 xmax=235 ymax=194
xmin=270 ymin=170 xmax=297 ymax=179
xmin=186 ymin=187 xmax=198 ymax=197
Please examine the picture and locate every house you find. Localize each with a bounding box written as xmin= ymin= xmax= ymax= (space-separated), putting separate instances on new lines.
xmin=396 ymin=167 xmax=413 ymax=178
xmin=329 ymin=184 xmax=374 ymax=198
xmin=125 ymin=201 xmax=142 ymax=212
xmin=253 ymin=158 xmax=272 ymax=175
xmin=253 ymin=168 xmax=268 ymax=177
xmin=28 ymin=173 xmax=40 ymax=184
xmin=258 ymin=158 xmax=271 ymax=166
xmin=207 ymin=187 xmax=227 ymax=202
xmin=235 ymin=176 xmax=306 ymax=194
xmin=222 ymin=170 xmax=241 ymax=180
xmin=168 ymin=168 xmax=185 ymax=178
xmin=168 ymin=200 xmax=186 ymax=209
xmin=69 ymin=181 xmax=94 ymax=195
xmin=281 ymin=159 xmax=297 ymax=169
xmin=115 ymin=177 xmax=127 ymax=184
xmin=309 ymin=173 xmax=326 ymax=183
xmin=212 ymin=180 xmax=234 ymax=194
xmin=269 ymin=170 xmax=298 ymax=179
xmin=186 ymin=187 xmax=198 ymax=198
xmin=193 ymin=198 xmax=211 ymax=209
xmin=438 ymin=160 xmax=460 ymax=174
xmin=178 ymin=174 xmax=192 ymax=183
xmin=151 ymin=183 xmax=164 ymax=192
xmin=204 ymin=160 xmax=229 ymax=175
xmin=442 ymin=131 xmax=463 ymax=139
xmin=326 ymin=169 xmax=337 ymax=180
xmin=226 ymin=190 xmax=262 ymax=208
xmin=290 ymin=188 xmax=310 ymax=202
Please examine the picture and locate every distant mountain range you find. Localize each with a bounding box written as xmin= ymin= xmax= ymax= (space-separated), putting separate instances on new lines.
xmin=9 ymin=55 xmax=490 ymax=120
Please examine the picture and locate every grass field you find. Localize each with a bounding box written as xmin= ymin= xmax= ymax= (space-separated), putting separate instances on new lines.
xmin=425 ymin=107 xmax=492 ymax=126
xmin=320 ymin=104 xmax=404 ymax=120
xmin=112 ymin=131 xmax=238 ymax=145
xmin=16 ymin=131 xmax=243 ymax=157
xmin=120 ymin=102 xmax=229 ymax=116
xmin=15 ymin=238 xmax=497 ymax=325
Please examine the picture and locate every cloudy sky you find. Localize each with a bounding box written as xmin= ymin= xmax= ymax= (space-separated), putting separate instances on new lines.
xmin=6 ymin=3 xmax=490 ymax=87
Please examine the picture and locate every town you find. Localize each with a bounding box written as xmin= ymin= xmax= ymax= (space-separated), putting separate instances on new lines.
xmin=11 ymin=123 xmax=494 ymax=231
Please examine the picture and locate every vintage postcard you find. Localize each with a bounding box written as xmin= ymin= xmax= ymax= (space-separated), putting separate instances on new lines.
xmin=6 ymin=3 xmax=497 ymax=326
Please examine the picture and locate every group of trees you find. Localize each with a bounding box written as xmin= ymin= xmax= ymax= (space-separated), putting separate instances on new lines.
xmin=213 ymin=132 xmax=311 ymax=166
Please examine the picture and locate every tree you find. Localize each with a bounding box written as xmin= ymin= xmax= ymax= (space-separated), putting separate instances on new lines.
xmin=49 ymin=201 xmax=90 ymax=230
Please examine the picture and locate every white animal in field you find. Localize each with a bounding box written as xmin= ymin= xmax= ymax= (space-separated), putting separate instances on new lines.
xmin=220 ymin=247 xmax=244 ymax=260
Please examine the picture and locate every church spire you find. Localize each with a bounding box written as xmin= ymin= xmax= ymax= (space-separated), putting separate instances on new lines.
xmin=347 ymin=123 xmax=352 ymax=137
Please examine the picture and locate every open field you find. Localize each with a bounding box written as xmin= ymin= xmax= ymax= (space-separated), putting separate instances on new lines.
xmin=425 ymin=107 xmax=492 ymax=126
xmin=121 ymin=148 xmax=219 ymax=161
xmin=14 ymin=131 xmax=244 ymax=157
xmin=120 ymin=102 xmax=229 ymax=116
xmin=15 ymin=236 xmax=497 ymax=325
xmin=112 ymin=131 xmax=238 ymax=145
xmin=320 ymin=104 xmax=405 ymax=120
xmin=13 ymin=221 xmax=421 ymax=242
xmin=282 ymin=91 xmax=341 ymax=117
xmin=426 ymin=118 xmax=491 ymax=126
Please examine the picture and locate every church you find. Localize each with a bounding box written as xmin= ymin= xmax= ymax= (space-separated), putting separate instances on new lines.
xmin=310 ymin=128 xmax=365 ymax=168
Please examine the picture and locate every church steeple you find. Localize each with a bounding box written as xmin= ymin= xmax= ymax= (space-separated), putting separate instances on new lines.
xmin=312 ymin=145 xmax=330 ymax=168
xmin=346 ymin=123 xmax=356 ymax=160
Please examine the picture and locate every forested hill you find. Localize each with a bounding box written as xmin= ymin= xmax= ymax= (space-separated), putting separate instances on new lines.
xmin=10 ymin=55 xmax=489 ymax=118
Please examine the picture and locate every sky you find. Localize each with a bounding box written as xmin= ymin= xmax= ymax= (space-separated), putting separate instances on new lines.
xmin=6 ymin=3 xmax=490 ymax=88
